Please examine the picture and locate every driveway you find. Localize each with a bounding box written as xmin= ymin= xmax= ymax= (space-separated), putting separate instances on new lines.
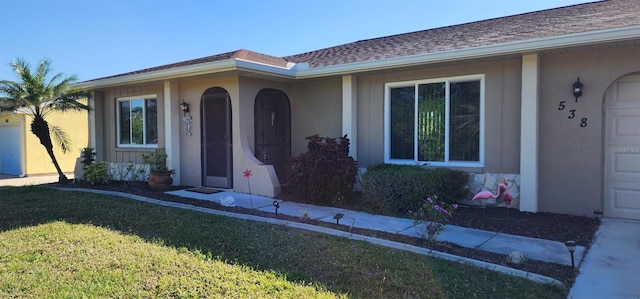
xmin=0 ymin=174 xmax=72 ymax=187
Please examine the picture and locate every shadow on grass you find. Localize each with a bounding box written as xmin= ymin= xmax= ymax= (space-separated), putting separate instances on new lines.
xmin=0 ymin=186 xmax=567 ymax=298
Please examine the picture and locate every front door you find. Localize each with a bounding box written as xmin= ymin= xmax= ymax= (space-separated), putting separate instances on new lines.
xmin=202 ymin=87 xmax=232 ymax=188
xmin=604 ymin=75 xmax=640 ymax=220
xmin=254 ymin=88 xmax=291 ymax=183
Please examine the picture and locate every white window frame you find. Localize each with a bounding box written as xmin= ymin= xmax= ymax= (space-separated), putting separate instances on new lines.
xmin=116 ymin=94 xmax=158 ymax=148
xmin=384 ymin=74 xmax=485 ymax=167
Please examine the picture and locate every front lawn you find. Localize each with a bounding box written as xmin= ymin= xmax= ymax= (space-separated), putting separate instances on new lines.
xmin=0 ymin=186 xmax=566 ymax=298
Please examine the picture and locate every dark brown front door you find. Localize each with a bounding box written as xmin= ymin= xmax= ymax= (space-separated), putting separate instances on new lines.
xmin=254 ymin=88 xmax=291 ymax=183
xmin=202 ymin=87 xmax=232 ymax=188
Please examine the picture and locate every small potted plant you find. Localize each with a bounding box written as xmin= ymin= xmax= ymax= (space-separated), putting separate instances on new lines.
xmin=141 ymin=148 xmax=175 ymax=191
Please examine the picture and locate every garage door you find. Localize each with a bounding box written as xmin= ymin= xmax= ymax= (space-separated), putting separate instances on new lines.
xmin=605 ymin=75 xmax=640 ymax=220
xmin=0 ymin=124 xmax=22 ymax=175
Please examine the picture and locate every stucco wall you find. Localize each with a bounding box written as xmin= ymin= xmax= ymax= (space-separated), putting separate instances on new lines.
xmin=538 ymin=45 xmax=640 ymax=216
xmin=177 ymin=75 xmax=290 ymax=196
xmin=290 ymin=78 xmax=343 ymax=156
xmin=23 ymin=101 xmax=88 ymax=175
xmin=355 ymin=59 xmax=522 ymax=173
xmin=177 ymin=76 xmax=239 ymax=188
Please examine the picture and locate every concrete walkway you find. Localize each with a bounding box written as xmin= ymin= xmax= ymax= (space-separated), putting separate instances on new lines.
xmin=0 ymin=173 xmax=69 ymax=186
xmin=167 ymin=189 xmax=584 ymax=267
xmin=568 ymin=218 xmax=640 ymax=298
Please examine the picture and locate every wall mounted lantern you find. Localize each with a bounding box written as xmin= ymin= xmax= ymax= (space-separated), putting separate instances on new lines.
xmin=180 ymin=100 xmax=190 ymax=114
xmin=573 ymin=77 xmax=583 ymax=102
xmin=180 ymin=99 xmax=192 ymax=136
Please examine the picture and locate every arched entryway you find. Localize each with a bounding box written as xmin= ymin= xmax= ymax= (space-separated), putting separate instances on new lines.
xmin=604 ymin=74 xmax=640 ymax=220
xmin=201 ymin=87 xmax=232 ymax=188
xmin=254 ymin=88 xmax=291 ymax=183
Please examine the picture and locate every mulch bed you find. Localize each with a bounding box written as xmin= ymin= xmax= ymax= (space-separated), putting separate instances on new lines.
xmin=52 ymin=180 xmax=601 ymax=287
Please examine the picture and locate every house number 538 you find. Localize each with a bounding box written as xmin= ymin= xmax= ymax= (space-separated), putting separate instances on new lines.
xmin=558 ymin=101 xmax=587 ymax=127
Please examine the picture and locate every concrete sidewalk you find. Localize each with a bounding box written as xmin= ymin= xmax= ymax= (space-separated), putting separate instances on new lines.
xmin=0 ymin=174 xmax=71 ymax=186
xmin=568 ymin=218 xmax=640 ymax=298
xmin=166 ymin=189 xmax=585 ymax=267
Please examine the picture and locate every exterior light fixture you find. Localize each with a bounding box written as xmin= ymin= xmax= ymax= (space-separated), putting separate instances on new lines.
xmin=180 ymin=99 xmax=193 ymax=136
xmin=273 ymin=200 xmax=280 ymax=216
xmin=333 ymin=213 xmax=344 ymax=225
xmin=565 ymin=240 xmax=576 ymax=268
xmin=180 ymin=99 xmax=190 ymax=114
xmin=573 ymin=77 xmax=583 ymax=102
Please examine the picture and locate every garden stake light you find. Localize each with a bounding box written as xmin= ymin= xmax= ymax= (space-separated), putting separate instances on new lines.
xmin=273 ymin=200 xmax=280 ymax=216
xmin=565 ymin=240 xmax=576 ymax=268
xmin=333 ymin=213 xmax=344 ymax=225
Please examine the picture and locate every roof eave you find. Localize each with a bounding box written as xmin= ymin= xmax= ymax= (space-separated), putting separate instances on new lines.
xmin=295 ymin=25 xmax=640 ymax=79
xmin=73 ymin=59 xmax=296 ymax=90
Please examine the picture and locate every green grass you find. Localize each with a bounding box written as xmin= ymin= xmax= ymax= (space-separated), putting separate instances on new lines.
xmin=0 ymin=186 xmax=566 ymax=298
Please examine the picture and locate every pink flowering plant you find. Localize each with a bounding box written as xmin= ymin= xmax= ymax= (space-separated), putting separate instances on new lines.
xmin=243 ymin=169 xmax=253 ymax=208
xmin=408 ymin=195 xmax=458 ymax=242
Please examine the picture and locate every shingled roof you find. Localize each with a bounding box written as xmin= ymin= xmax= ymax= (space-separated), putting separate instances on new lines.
xmin=85 ymin=0 xmax=640 ymax=82
xmin=284 ymin=0 xmax=640 ymax=67
xmin=87 ymin=49 xmax=289 ymax=81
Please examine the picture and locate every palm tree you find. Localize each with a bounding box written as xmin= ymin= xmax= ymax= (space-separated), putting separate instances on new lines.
xmin=0 ymin=58 xmax=90 ymax=184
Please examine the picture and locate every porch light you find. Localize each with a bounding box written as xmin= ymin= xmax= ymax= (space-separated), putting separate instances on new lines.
xmin=565 ymin=240 xmax=576 ymax=268
xmin=573 ymin=77 xmax=583 ymax=102
xmin=179 ymin=99 xmax=190 ymax=114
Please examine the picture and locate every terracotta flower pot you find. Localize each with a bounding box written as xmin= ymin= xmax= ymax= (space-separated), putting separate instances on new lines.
xmin=148 ymin=172 xmax=173 ymax=191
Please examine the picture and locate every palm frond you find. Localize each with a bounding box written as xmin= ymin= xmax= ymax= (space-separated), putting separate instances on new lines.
xmin=50 ymin=125 xmax=72 ymax=154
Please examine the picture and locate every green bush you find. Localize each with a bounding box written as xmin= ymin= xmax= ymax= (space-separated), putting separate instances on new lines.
xmin=80 ymin=147 xmax=96 ymax=168
xmin=361 ymin=164 xmax=469 ymax=214
xmin=83 ymin=161 xmax=109 ymax=185
xmin=285 ymin=134 xmax=358 ymax=204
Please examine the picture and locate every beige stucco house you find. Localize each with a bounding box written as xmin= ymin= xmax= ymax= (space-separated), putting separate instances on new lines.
xmin=0 ymin=108 xmax=88 ymax=177
xmin=75 ymin=0 xmax=640 ymax=220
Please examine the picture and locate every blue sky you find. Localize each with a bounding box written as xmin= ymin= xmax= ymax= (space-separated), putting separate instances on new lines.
xmin=0 ymin=0 xmax=591 ymax=82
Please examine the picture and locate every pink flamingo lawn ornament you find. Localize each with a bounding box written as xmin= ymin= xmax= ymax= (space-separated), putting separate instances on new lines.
xmin=472 ymin=178 xmax=512 ymax=206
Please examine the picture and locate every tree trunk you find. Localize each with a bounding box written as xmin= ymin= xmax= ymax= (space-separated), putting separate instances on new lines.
xmin=30 ymin=116 xmax=69 ymax=184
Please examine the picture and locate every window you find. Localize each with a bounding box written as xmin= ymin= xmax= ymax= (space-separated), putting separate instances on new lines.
xmin=384 ymin=75 xmax=483 ymax=166
xmin=117 ymin=95 xmax=158 ymax=147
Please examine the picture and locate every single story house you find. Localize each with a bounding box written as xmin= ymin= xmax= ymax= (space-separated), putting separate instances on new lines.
xmin=0 ymin=109 xmax=88 ymax=176
xmin=75 ymin=0 xmax=640 ymax=220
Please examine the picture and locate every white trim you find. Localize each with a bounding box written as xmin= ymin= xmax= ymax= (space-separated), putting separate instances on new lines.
xmin=88 ymin=96 xmax=96 ymax=149
xmin=164 ymin=81 xmax=180 ymax=185
xmin=342 ymin=75 xmax=358 ymax=159
xmin=383 ymin=74 xmax=485 ymax=167
xmin=115 ymin=94 xmax=158 ymax=148
xmin=519 ymin=54 xmax=539 ymax=213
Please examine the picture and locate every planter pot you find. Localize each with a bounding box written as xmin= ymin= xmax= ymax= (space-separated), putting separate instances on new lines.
xmin=148 ymin=172 xmax=173 ymax=191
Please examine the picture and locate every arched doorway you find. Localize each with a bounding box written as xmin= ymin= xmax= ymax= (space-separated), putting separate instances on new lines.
xmin=254 ymin=88 xmax=291 ymax=183
xmin=201 ymin=87 xmax=232 ymax=188
xmin=604 ymin=74 xmax=640 ymax=220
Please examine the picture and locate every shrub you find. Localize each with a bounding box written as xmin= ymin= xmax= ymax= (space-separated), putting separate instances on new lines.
xmin=409 ymin=195 xmax=458 ymax=242
xmin=80 ymin=147 xmax=96 ymax=168
xmin=285 ymin=134 xmax=358 ymax=204
xmin=83 ymin=161 xmax=109 ymax=185
xmin=361 ymin=164 xmax=468 ymax=214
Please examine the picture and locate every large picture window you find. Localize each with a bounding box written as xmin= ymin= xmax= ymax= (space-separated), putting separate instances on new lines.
xmin=385 ymin=75 xmax=483 ymax=166
xmin=117 ymin=95 xmax=158 ymax=147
